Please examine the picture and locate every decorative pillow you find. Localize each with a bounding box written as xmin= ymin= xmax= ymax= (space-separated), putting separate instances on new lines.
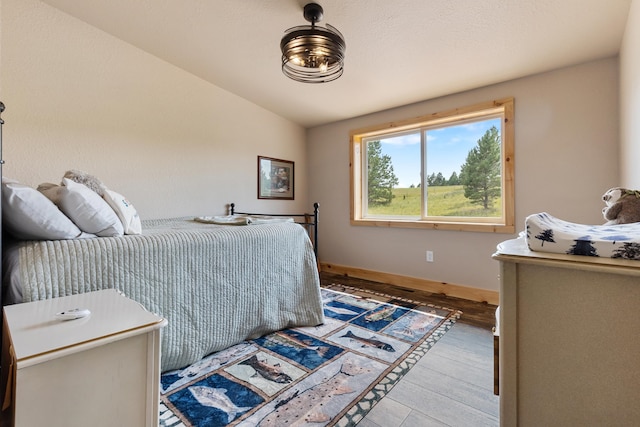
xmin=36 ymin=182 xmax=63 ymax=204
xmin=40 ymin=178 xmax=124 ymax=237
xmin=63 ymin=169 xmax=106 ymax=197
xmin=103 ymin=189 xmax=142 ymax=235
xmin=1 ymin=178 xmax=89 ymax=240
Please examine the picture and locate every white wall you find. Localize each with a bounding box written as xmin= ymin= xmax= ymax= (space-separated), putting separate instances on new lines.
xmin=308 ymin=58 xmax=620 ymax=292
xmin=620 ymin=0 xmax=640 ymax=187
xmin=0 ymin=0 xmax=308 ymax=219
xmin=0 ymin=0 xmax=627 ymax=295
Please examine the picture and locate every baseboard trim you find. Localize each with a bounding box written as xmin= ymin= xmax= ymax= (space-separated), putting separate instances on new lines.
xmin=319 ymin=262 xmax=499 ymax=305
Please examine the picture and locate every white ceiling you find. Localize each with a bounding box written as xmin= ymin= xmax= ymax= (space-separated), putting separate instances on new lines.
xmin=41 ymin=0 xmax=632 ymax=128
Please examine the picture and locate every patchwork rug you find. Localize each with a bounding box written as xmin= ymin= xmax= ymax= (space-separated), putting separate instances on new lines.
xmin=159 ymin=284 xmax=461 ymax=426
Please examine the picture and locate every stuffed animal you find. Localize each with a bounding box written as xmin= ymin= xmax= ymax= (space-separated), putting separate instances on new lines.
xmin=602 ymin=187 xmax=640 ymax=225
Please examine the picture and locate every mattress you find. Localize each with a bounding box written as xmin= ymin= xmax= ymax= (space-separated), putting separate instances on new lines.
xmin=3 ymin=217 xmax=324 ymax=371
xmin=525 ymin=212 xmax=640 ymax=259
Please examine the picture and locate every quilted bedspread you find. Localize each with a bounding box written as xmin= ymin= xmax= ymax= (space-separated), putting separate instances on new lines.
xmin=526 ymin=212 xmax=640 ymax=259
xmin=12 ymin=218 xmax=324 ymax=371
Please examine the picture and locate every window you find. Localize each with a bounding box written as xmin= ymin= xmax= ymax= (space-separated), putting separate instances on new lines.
xmin=350 ymin=98 xmax=514 ymax=233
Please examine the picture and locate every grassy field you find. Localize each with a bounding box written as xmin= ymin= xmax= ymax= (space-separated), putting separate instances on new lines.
xmin=367 ymin=186 xmax=501 ymax=217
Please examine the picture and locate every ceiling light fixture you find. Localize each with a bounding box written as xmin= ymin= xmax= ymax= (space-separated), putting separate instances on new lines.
xmin=280 ymin=3 xmax=346 ymax=83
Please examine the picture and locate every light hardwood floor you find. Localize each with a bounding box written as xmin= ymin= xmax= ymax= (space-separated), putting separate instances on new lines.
xmin=320 ymin=272 xmax=499 ymax=427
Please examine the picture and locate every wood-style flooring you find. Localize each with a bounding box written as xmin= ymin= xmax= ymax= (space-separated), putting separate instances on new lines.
xmin=320 ymin=272 xmax=499 ymax=427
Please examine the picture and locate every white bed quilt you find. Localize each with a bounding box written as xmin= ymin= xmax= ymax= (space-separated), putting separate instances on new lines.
xmin=525 ymin=212 xmax=640 ymax=259
xmin=11 ymin=218 xmax=324 ymax=371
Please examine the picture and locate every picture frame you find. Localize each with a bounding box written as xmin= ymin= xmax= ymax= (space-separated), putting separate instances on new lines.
xmin=258 ymin=156 xmax=294 ymax=200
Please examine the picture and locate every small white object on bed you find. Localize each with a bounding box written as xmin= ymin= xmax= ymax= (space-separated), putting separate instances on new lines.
xmin=525 ymin=212 xmax=640 ymax=259
xmin=194 ymin=214 xmax=294 ymax=225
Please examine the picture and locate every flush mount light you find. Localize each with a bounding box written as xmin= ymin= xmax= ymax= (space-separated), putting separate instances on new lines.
xmin=280 ymin=3 xmax=346 ymax=83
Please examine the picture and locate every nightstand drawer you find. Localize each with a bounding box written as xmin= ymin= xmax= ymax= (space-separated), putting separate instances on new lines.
xmin=1 ymin=289 xmax=167 ymax=427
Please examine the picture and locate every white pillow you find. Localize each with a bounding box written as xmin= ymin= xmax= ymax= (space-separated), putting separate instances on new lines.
xmin=103 ymin=189 xmax=142 ymax=235
xmin=41 ymin=178 xmax=124 ymax=237
xmin=1 ymin=178 xmax=90 ymax=240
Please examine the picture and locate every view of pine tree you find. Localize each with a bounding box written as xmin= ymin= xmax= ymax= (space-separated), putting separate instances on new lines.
xmin=367 ymin=140 xmax=399 ymax=205
xmin=448 ymin=171 xmax=460 ymax=185
xmin=426 ymin=171 xmax=460 ymax=186
xmin=460 ymin=126 xmax=501 ymax=209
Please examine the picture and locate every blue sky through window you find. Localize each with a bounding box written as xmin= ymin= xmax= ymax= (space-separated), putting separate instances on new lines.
xmin=377 ymin=118 xmax=502 ymax=188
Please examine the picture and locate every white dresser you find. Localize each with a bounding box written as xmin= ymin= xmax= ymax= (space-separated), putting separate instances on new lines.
xmin=493 ymin=237 xmax=640 ymax=426
xmin=1 ymin=289 xmax=167 ymax=427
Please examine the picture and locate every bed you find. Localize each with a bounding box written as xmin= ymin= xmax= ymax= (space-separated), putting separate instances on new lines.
xmin=2 ymin=206 xmax=324 ymax=372
xmin=0 ymin=108 xmax=324 ymax=372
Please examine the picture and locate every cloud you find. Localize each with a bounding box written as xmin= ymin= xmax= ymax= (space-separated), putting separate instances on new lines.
xmin=380 ymin=133 xmax=420 ymax=146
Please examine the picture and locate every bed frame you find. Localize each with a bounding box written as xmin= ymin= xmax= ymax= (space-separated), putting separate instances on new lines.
xmin=229 ymin=202 xmax=319 ymax=258
xmin=1 ymin=102 xmax=5 ymax=322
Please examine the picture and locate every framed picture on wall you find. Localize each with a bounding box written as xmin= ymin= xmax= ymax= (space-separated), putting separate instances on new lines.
xmin=258 ymin=156 xmax=294 ymax=200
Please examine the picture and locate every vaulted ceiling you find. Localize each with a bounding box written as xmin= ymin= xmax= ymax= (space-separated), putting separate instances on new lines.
xmin=41 ymin=0 xmax=632 ymax=127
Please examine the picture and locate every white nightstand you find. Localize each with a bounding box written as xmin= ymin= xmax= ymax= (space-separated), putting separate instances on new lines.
xmin=1 ymin=289 xmax=168 ymax=427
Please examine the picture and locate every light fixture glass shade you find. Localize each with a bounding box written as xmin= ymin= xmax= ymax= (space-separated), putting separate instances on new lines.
xmin=280 ymin=8 xmax=346 ymax=83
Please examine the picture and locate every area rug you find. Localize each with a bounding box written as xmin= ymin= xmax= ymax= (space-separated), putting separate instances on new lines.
xmin=159 ymin=284 xmax=461 ymax=427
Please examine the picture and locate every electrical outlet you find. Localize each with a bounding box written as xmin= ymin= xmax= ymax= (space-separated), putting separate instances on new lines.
xmin=426 ymin=250 xmax=434 ymax=262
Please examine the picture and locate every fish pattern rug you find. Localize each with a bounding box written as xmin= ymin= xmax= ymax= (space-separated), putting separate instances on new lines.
xmin=159 ymin=284 xmax=461 ymax=426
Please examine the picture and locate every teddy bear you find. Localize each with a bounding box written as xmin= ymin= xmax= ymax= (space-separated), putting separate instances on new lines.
xmin=602 ymin=187 xmax=640 ymax=225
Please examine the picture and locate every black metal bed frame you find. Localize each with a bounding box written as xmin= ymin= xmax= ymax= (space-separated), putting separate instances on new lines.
xmin=229 ymin=202 xmax=319 ymax=258
xmin=0 ymin=102 xmax=5 ymax=319
xmin=0 ymin=102 xmax=5 ymax=363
